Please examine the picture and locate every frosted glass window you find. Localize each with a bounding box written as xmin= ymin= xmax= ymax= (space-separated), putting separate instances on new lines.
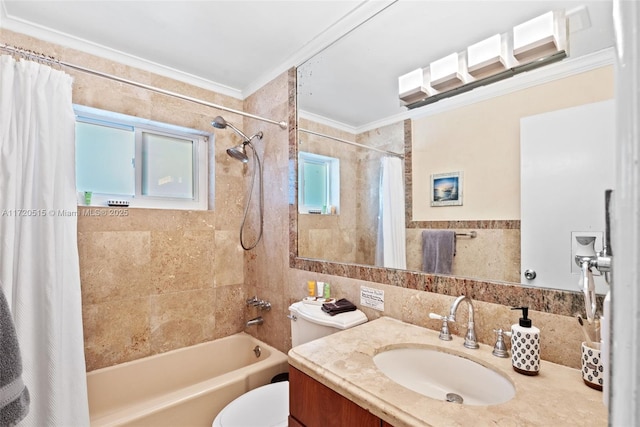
xmin=298 ymin=151 xmax=340 ymax=214
xmin=76 ymin=121 xmax=135 ymax=195
xmin=303 ymin=161 xmax=327 ymax=208
xmin=142 ymin=132 xmax=194 ymax=199
xmin=74 ymin=104 xmax=210 ymax=210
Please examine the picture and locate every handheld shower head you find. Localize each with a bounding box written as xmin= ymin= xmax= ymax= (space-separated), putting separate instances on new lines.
xmin=211 ymin=116 xmax=253 ymax=142
xmin=211 ymin=116 xmax=227 ymax=129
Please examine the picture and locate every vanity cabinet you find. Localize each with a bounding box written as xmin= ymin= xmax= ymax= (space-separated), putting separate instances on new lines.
xmin=289 ymin=366 xmax=392 ymax=427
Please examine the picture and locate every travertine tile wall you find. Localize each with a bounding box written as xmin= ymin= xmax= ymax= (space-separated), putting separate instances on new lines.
xmin=1 ymin=29 xmax=251 ymax=371
xmin=355 ymin=122 xmax=405 ymax=265
xmin=77 ymin=209 xmax=248 ymax=371
xmin=242 ymin=70 xmax=295 ymax=352
xmin=296 ymin=117 xmax=358 ymax=263
xmin=405 ymin=227 xmax=521 ymax=282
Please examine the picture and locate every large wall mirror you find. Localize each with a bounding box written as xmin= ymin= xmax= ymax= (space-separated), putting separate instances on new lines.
xmin=293 ymin=1 xmax=615 ymax=304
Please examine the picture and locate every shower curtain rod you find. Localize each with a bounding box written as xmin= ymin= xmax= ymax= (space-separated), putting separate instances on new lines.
xmin=0 ymin=43 xmax=288 ymax=129
xmin=298 ymin=128 xmax=404 ymax=159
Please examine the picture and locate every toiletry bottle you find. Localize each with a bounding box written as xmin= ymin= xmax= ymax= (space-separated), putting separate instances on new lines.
xmin=510 ymin=306 xmax=540 ymax=376
xmin=323 ymin=282 xmax=331 ymax=299
xmin=316 ymin=281 xmax=324 ymax=298
xmin=307 ymin=281 xmax=316 ymax=298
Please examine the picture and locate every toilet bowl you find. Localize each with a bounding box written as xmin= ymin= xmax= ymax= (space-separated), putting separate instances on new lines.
xmin=212 ymin=381 xmax=288 ymax=427
xmin=212 ymin=300 xmax=367 ymax=426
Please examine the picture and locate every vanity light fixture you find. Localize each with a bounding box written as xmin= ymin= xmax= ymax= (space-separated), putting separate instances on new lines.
xmin=398 ymin=9 xmax=568 ymax=109
xmin=513 ymin=10 xmax=567 ymax=64
xmin=467 ymin=34 xmax=507 ymax=78
xmin=398 ymin=68 xmax=429 ymax=104
xmin=429 ymin=53 xmax=463 ymax=91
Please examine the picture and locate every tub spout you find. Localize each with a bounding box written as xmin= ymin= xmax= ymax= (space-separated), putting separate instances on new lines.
xmin=246 ymin=316 xmax=263 ymax=327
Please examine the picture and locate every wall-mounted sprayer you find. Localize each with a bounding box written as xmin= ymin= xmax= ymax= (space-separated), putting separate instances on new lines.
xmin=211 ymin=116 xmax=264 ymax=250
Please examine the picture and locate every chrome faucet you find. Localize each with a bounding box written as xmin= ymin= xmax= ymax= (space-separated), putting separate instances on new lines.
xmin=448 ymin=295 xmax=479 ymax=349
xmin=246 ymin=296 xmax=271 ymax=311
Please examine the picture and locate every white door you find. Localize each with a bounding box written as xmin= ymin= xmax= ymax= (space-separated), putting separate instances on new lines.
xmin=520 ymin=99 xmax=614 ymax=293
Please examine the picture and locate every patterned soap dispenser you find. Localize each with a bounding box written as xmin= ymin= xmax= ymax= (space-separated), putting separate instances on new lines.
xmin=510 ymin=306 xmax=540 ymax=376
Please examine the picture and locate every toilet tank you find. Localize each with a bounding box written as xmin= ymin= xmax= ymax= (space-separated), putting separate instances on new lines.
xmin=288 ymin=301 xmax=367 ymax=347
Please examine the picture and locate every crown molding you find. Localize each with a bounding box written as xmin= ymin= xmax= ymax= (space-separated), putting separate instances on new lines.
xmin=298 ymin=110 xmax=357 ymax=135
xmin=0 ymin=4 xmax=243 ymax=99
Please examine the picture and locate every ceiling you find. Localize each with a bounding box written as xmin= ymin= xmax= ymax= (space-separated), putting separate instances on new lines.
xmin=0 ymin=1 xmax=614 ymax=130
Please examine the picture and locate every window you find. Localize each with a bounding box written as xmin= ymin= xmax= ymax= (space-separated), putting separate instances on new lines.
xmin=298 ymin=151 xmax=340 ymax=214
xmin=75 ymin=105 xmax=211 ymax=210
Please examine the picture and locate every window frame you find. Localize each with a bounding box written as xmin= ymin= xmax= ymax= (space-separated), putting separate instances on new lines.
xmin=298 ymin=151 xmax=340 ymax=214
xmin=74 ymin=105 xmax=212 ymax=210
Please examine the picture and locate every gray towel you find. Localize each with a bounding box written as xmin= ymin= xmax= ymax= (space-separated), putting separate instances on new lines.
xmin=0 ymin=288 xmax=30 ymax=426
xmin=421 ymin=230 xmax=456 ymax=274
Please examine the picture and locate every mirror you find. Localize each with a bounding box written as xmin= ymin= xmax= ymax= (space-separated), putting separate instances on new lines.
xmin=294 ymin=1 xmax=615 ymax=296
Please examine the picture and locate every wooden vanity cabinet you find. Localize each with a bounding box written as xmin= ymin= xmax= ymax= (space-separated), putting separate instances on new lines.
xmin=289 ymin=366 xmax=393 ymax=427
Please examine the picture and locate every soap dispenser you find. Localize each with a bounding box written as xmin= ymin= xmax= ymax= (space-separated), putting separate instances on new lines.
xmin=510 ymin=306 xmax=540 ymax=376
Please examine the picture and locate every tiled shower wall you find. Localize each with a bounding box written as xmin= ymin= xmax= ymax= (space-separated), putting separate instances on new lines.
xmin=296 ymin=117 xmax=359 ymax=263
xmin=1 ymin=29 xmax=251 ymax=371
xmin=78 ymin=209 xmax=246 ymax=371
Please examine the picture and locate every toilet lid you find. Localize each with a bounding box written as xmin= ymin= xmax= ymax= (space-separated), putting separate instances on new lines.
xmin=212 ymin=381 xmax=288 ymax=427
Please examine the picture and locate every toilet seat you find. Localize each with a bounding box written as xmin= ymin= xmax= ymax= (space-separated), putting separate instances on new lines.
xmin=212 ymin=381 xmax=288 ymax=427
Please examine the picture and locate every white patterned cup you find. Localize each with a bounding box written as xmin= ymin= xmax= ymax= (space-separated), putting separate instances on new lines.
xmin=581 ymin=341 xmax=603 ymax=391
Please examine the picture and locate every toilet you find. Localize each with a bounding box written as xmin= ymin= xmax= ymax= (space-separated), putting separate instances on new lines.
xmin=212 ymin=300 xmax=367 ymax=427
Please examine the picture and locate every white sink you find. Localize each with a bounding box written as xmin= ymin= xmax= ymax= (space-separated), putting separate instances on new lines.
xmin=373 ymin=347 xmax=515 ymax=406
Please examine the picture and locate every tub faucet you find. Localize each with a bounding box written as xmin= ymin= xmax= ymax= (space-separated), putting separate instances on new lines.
xmin=448 ymin=295 xmax=479 ymax=349
xmin=246 ymin=316 xmax=263 ymax=327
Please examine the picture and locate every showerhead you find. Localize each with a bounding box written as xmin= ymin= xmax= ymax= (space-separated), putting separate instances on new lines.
xmin=211 ymin=116 xmax=252 ymax=142
xmin=227 ymin=143 xmax=249 ymax=163
xmin=211 ymin=116 xmax=227 ymax=130
xmin=211 ymin=116 xmax=264 ymax=162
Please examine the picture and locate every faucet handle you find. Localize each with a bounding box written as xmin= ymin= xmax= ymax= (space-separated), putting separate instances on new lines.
xmin=429 ymin=313 xmax=453 ymax=341
xmin=492 ymin=328 xmax=509 ymax=358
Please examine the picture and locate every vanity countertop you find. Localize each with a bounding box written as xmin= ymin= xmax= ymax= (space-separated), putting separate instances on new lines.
xmin=288 ymin=316 xmax=607 ymax=427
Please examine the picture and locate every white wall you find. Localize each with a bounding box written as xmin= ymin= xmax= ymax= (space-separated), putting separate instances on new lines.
xmin=411 ymin=66 xmax=614 ymax=221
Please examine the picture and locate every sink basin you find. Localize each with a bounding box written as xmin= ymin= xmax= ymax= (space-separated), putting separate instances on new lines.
xmin=373 ymin=347 xmax=515 ymax=406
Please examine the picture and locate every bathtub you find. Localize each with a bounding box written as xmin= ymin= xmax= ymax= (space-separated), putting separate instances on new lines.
xmin=87 ymin=333 xmax=289 ymax=427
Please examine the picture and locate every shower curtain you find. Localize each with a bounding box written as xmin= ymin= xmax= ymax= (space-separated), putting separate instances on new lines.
xmin=375 ymin=156 xmax=406 ymax=269
xmin=0 ymin=56 xmax=90 ymax=425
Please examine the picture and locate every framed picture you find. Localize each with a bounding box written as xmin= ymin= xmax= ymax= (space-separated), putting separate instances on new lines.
xmin=430 ymin=171 xmax=463 ymax=206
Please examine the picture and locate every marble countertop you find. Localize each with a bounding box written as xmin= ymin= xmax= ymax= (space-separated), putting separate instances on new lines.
xmin=288 ymin=316 xmax=607 ymax=427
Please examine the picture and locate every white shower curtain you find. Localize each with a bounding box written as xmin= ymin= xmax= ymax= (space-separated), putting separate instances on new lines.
xmin=0 ymin=56 xmax=90 ymax=425
xmin=375 ymin=156 xmax=406 ymax=269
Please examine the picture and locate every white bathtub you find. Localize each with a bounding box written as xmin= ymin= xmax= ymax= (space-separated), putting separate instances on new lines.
xmin=87 ymin=333 xmax=289 ymax=427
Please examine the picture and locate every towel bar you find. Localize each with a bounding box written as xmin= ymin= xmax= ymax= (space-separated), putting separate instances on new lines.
xmin=455 ymin=231 xmax=477 ymax=238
